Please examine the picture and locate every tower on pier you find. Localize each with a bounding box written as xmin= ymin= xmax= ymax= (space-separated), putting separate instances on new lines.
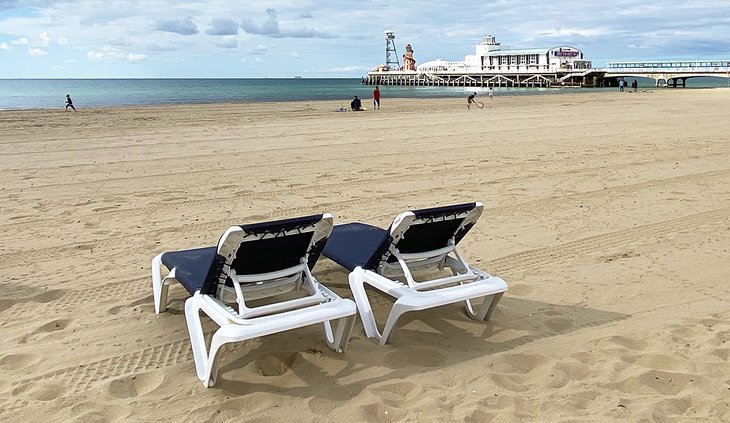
xmin=384 ymin=30 xmax=400 ymax=71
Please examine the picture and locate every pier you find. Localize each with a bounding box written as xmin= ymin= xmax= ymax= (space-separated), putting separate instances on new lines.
xmin=362 ymin=71 xmax=596 ymax=88
xmin=363 ymin=60 xmax=730 ymax=88
xmin=364 ymin=33 xmax=730 ymax=89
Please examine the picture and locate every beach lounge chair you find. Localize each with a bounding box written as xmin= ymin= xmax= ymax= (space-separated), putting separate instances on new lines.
xmin=323 ymin=202 xmax=507 ymax=345
xmin=151 ymin=213 xmax=356 ymax=387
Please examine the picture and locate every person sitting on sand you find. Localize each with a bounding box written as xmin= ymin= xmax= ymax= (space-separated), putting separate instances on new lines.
xmin=65 ymin=94 xmax=76 ymax=111
xmin=350 ymin=95 xmax=363 ymax=111
xmin=467 ymin=92 xmax=477 ymax=109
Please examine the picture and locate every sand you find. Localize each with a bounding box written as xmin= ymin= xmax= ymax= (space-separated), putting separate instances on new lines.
xmin=1 ymin=88 xmax=729 ymax=422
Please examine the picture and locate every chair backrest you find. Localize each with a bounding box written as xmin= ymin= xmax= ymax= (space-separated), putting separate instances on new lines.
xmin=365 ymin=202 xmax=483 ymax=271
xmin=199 ymin=214 xmax=333 ymax=295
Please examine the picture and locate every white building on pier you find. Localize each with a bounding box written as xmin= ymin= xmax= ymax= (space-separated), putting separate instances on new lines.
xmin=418 ymin=35 xmax=592 ymax=74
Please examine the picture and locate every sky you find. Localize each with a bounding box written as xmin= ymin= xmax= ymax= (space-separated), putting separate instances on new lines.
xmin=1 ymin=1 xmax=730 ymax=78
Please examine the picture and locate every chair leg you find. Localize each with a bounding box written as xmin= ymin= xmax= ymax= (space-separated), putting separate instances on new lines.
xmin=324 ymin=314 xmax=356 ymax=352
xmin=349 ymin=267 xmax=384 ymax=343
xmin=465 ymin=292 xmax=504 ymax=321
xmin=482 ymin=292 xmax=504 ymax=321
xmin=185 ymin=295 xmax=221 ymax=388
xmin=151 ymin=254 xmax=169 ymax=314
xmin=379 ymin=301 xmax=410 ymax=346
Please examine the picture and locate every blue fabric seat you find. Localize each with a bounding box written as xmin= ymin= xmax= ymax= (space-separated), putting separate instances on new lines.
xmin=323 ymin=223 xmax=389 ymax=272
xmin=161 ymin=246 xmax=218 ymax=295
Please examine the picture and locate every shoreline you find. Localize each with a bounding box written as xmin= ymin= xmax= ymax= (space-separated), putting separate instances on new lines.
xmin=1 ymin=79 xmax=729 ymax=112
xmin=0 ymin=86 xmax=724 ymax=114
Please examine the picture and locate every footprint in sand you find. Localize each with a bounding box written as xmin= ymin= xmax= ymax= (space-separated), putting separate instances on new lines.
xmin=487 ymin=373 xmax=531 ymax=392
xmin=481 ymin=352 xmax=550 ymax=375
xmin=621 ymin=352 xmax=690 ymax=372
xmin=590 ymin=334 xmax=650 ymax=352
xmin=70 ymin=401 xmax=132 ymax=422
xmin=254 ymin=353 xmax=300 ymax=376
xmin=0 ymin=299 xmax=17 ymax=314
xmin=466 ymin=410 xmax=497 ymax=423
xmin=608 ymin=370 xmax=695 ymax=396
xmin=0 ymin=289 xmax=66 ymax=315
xmin=24 ymin=318 xmax=74 ymax=343
xmin=107 ymin=371 xmax=165 ymax=399
xmin=543 ymin=317 xmax=573 ymax=333
xmin=361 ymin=402 xmax=406 ymax=423
xmin=0 ymin=353 xmax=42 ymax=371
xmin=383 ymin=349 xmax=445 ymax=368
xmin=12 ymin=381 xmax=68 ymax=401
xmin=31 ymin=289 xmax=66 ymax=303
xmin=308 ymin=397 xmax=340 ymax=415
xmin=370 ymin=381 xmax=417 ymax=407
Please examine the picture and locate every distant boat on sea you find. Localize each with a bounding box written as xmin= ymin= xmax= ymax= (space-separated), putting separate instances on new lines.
xmin=294 ymin=75 xmax=302 ymax=79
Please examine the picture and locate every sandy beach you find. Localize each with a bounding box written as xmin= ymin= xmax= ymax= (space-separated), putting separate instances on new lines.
xmin=1 ymin=89 xmax=729 ymax=422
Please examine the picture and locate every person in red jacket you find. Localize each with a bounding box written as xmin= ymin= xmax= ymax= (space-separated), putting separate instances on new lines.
xmin=373 ymin=85 xmax=381 ymax=110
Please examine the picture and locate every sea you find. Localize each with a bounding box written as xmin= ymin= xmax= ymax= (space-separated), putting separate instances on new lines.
xmin=1 ymin=77 xmax=728 ymax=110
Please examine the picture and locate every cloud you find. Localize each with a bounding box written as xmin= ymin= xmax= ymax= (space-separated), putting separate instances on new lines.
xmin=126 ymin=53 xmax=147 ymax=61
xmin=38 ymin=31 xmax=50 ymax=46
xmin=215 ymin=37 xmax=238 ymax=49
xmin=28 ymin=47 xmax=46 ymax=56
xmin=153 ymin=18 xmax=198 ymax=35
xmin=0 ymin=42 xmax=10 ymax=50
xmin=329 ymin=65 xmax=366 ymax=73
xmin=87 ymin=46 xmax=147 ymax=61
xmin=241 ymin=8 xmax=333 ymax=39
xmin=241 ymin=8 xmax=279 ymax=36
xmin=248 ymin=44 xmax=267 ymax=55
xmin=0 ymin=0 xmax=18 ymax=11
xmin=206 ymin=18 xmax=239 ymax=36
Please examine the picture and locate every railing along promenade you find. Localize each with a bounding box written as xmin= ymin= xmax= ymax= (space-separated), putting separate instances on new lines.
xmin=603 ymin=60 xmax=730 ymax=87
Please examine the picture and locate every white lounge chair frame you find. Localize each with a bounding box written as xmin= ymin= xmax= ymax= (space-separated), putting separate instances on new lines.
xmin=346 ymin=203 xmax=508 ymax=345
xmin=152 ymin=214 xmax=356 ymax=387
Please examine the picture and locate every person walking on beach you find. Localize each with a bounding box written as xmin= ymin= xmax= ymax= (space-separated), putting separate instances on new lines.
xmin=619 ymin=79 xmax=625 ymax=92
xmin=65 ymin=94 xmax=76 ymax=111
xmin=467 ymin=92 xmax=477 ymax=109
xmin=631 ymin=79 xmax=638 ymax=93
xmin=488 ymin=87 xmax=493 ymax=100
xmin=373 ymin=85 xmax=381 ymax=110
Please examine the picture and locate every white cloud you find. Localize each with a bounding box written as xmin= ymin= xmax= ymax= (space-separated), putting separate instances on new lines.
xmin=28 ymin=47 xmax=47 ymax=56
xmin=38 ymin=31 xmax=50 ymax=46
xmin=0 ymin=42 xmax=10 ymax=50
xmin=126 ymin=53 xmax=148 ymax=61
xmin=329 ymin=65 xmax=366 ymax=73
xmin=215 ymin=37 xmax=238 ymax=49
xmin=248 ymin=44 xmax=268 ymax=55
xmin=57 ymin=37 xmax=68 ymax=45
